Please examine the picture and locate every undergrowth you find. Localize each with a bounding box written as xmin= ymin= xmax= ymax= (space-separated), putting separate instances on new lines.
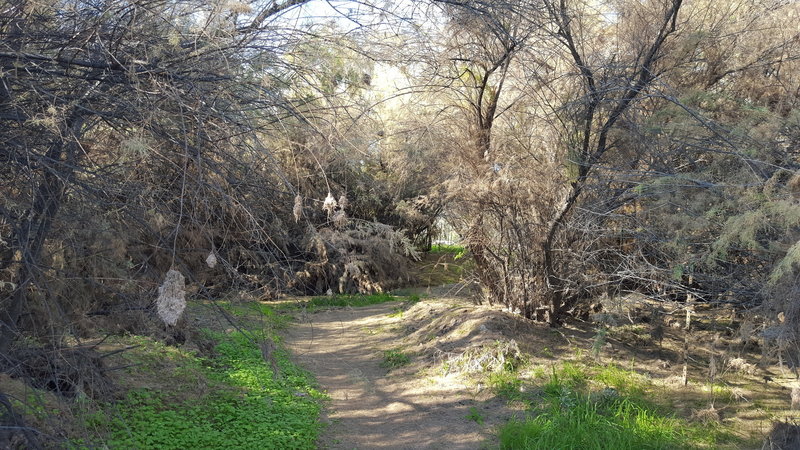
xmin=290 ymin=292 xmax=419 ymax=311
xmin=380 ymin=349 xmax=411 ymax=369
xmin=71 ymin=305 xmax=324 ymax=449
xmin=498 ymin=364 xmax=733 ymax=449
xmin=429 ymin=243 xmax=466 ymax=255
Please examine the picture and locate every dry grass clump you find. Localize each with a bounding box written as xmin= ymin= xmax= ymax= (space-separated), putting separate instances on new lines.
xmin=439 ymin=339 xmax=523 ymax=375
xmin=205 ymin=252 xmax=218 ymax=269
xmin=763 ymin=421 xmax=800 ymax=450
xmin=691 ymin=406 xmax=721 ymax=424
xmin=726 ymin=357 xmax=757 ymax=375
xmin=293 ymin=195 xmax=303 ymax=223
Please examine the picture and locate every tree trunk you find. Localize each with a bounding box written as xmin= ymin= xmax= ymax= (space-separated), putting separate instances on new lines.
xmin=0 ymin=118 xmax=84 ymax=354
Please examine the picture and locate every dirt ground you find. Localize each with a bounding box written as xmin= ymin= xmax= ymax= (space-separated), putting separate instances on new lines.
xmin=282 ymin=300 xmax=516 ymax=450
xmin=281 ymin=284 xmax=800 ymax=449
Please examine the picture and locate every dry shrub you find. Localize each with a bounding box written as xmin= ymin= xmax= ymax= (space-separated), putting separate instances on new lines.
xmin=439 ymin=339 xmax=523 ymax=375
xmin=691 ymin=406 xmax=721 ymax=424
xmin=726 ymin=357 xmax=757 ymax=375
xmin=293 ymin=221 xmax=418 ymax=295
xmin=763 ymin=422 xmax=800 ymax=450
xmin=762 ymin=279 xmax=800 ymax=372
xmin=5 ymin=346 xmax=114 ymax=401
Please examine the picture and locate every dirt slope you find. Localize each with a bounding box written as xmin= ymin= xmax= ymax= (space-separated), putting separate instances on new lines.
xmin=283 ymin=301 xmax=512 ymax=449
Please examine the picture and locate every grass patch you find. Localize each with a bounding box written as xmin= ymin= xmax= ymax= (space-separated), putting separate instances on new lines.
xmin=594 ymin=364 xmax=649 ymax=398
xmin=466 ymin=406 xmax=485 ymax=425
xmin=488 ymin=370 xmax=524 ymax=401
xmin=498 ymin=363 xmax=733 ymax=449
xmin=387 ymin=306 xmax=405 ymax=318
xmin=287 ymin=293 xmax=418 ymax=311
xmin=380 ymin=349 xmax=411 ymax=369
xmin=500 ymin=396 xmax=687 ymax=449
xmin=70 ymin=303 xmax=325 ymax=449
xmin=429 ymin=243 xmax=466 ymax=255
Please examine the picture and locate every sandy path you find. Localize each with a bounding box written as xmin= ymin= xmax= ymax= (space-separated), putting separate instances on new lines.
xmin=283 ymin=301 xmax=503 ymax=450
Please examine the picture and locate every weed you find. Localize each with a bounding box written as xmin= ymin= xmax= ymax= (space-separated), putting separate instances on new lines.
xmin=540 ymin=347 xmax=554 ymax=358
xmin=594 ymin=364 xmax=649 ymax=398
xmin=488 ymin=371 xmax=523 ymax=401
xmin=499 ymin=363 xmax=734 ymax=449
xmin=97 ymin=331 xmax=324 ymax=449
xmin=529 ymin=365 xmax=546 ymax=380
xmin=466 ymin=406 xmax=484 ymax=425
xmin=591 ymin=326 xmax=607 ymax=359
xmin=500 ymin=396 xmax=686 ymax=449
xmin=557 ymin=362 xmax=587 ymax=386
xmin=73 ymin=303 xmax=326 ymax=449
xmin=429 ymin=243 xmax=466 ymax=256
xmin=381 ymin=349 xmax=410 ymax=369
xmin=285 ymin=293 xmax=417 ymax=312
xmin=387 ymin=306 xmax=405 ymax=318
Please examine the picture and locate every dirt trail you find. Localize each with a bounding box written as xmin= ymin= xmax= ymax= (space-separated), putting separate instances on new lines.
xmin=283 ymin=301 xmax=508 ymax=450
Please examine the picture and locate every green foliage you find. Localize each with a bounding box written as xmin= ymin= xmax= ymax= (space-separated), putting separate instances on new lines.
xmin=499 ymin=397 xmax=686 ymax=449
xmin=380 ymin=349 xmax=410 ymax=369
xmin=466 ymin=406 xmax=484 ymax=425
xmin=87 ymin=328 xmax=323 ymax=449
xmin=594 ymin=365 xmax=650 ymax=399
xmin=710 ymin=199 xmax=800 ymax=277
xmin=498 ymin=365 xmax=725 ymax=450
xmin=301 ymin=293 xmax=398 ymax=310
xmin=770 ymin=239 xmax=800 ymax=284
xmin=591 ymin=327 xmax=607 ymax=359
xmin=551 ymin=363 xmax=587 ymax=388
xmin=488 ymin=370 xmax=523 ymax=401
xmin=429 ymin=243 xmax=466 ymax=257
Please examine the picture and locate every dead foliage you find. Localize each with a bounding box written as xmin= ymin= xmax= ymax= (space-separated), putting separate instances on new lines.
xmin=763 ymin=422 xmax=800 ymax=450
xmin=4 ymin=346 xmax=115 ymax=401
xmin=293 ymin=222 xmax=418 ymax=295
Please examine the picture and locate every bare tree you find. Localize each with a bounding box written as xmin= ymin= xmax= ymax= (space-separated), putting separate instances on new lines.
xmin=0 ymin=0 xmax=313 ymax=352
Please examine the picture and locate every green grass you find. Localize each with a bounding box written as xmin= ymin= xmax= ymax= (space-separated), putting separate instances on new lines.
xmin=488 ymin=370 xmax=524 ymax=401
xmin=72 ymin=305 xmax=325 ymax=449
xmin=380 ymin=349 xmax=411 ymax=369
xmin=466 ymin=406 xmax=485 ymax=425
xmin=499 ymin=396 xmax=688 ymax=449
xmin=429 ymin=243 xmax=465 ymax=254
xmin=289 ymin=293 xmax=418 ymax=311
xmin=594 ymin=364 xmax=649 ymax=398
xmin=498 ymin=364 xmax=732 ymax=449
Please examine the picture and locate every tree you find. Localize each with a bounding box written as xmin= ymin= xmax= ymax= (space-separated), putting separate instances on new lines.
xmin=0 ymin=0 xmax=314 ymax=352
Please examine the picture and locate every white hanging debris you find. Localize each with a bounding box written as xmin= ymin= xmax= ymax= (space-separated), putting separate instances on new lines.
xmin=293 ymin=195 xmax=303 ymax=223
xmin=326 ymin=288 xmax=333 ymax=296
xmin=322 ymin=192 xmax=337 ymax=216
xmin=332 ymin=209 xmax=347 ymax=228
xmin=338 ymin=194 xmax=349 ymax=212
xmin=156 ymin=269 xmax=186 ymax=327
xmin=206 ymin=251 xmax=218 ymax=268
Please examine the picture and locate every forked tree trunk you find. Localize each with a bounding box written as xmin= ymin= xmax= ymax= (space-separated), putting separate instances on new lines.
xmin=0 ymin=118 xmax=84 ymax=354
